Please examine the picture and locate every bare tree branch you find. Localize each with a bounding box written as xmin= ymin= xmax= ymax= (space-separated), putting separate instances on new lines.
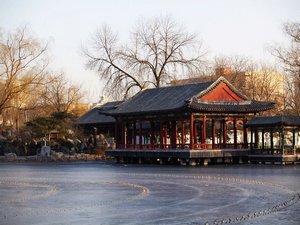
xmin=83 ymin=16 xmax=207 ymax=100
xmin=271 ymin=22 xmax=300 ymax=115
xmin=0 ymin=26 xmax=48 ymax=115
xmin=40 ymin=74 xmax=83 ymax=114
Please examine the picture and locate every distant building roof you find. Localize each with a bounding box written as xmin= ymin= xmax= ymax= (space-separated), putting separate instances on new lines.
xmin=246 ymin=116 xmax=300 ymax=127
xmin=76 ymin=101 xmax=122 ymax=125
xmin=108 ymin=77 xmax=275 ymax=116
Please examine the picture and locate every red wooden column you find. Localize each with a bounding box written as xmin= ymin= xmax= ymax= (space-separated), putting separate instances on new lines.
xmin=160 ymin=120 xmax=164 ymax=149
xmin=125 ymin=123 xmax=129 ymax=148
xmin=250 ymin=128 xmax=253 ymax=151
xmin=243 ymin=118 xmax=248 ymax=148
xmin=175 ymin=121 xmax=178 ymax=149
xmin=171 ymin=120 xmax=177 ymax=149
xmin=114 ymin=120 xmax=119 ymax=149
xmin=254 ymin=129 xmax=259 ymax=148
xmin=190 ymin=114 xmax=194 ymax=149
xmin=193 ymin=121 xmax=198 ymax=146
xmin=126 ymin=122 xmax=131 ymax=148
xmin=262 ymin=129 xmax=265 ymax=150
xmin=133 ymin=121 xmax=136 ymax=148
xmin=233 ymin=118 xmax=237 ymax=149
xmin=202 ymin=115 xmax=207 ymax=149
xmin=121 ymin=123 xmax=126 ymax=149
xmin=212 ymin=119 xmax=215 ymax=148
xmin=139 ymin=120 xmax=143 ymax=149
xmin=270 ymin=128 xmax=274 ymax=154
xmin=150 ymin=121 xmax=155 ymax=149
xmin=164 ymin=123 xmax=168 ymax=148
xmin=222 ymin=119 xmax=227 ymax=148
xmin=181 ymin=121 xmax=185 ymax=149
xmin=292 ymin=128 xmax=296 ymax=151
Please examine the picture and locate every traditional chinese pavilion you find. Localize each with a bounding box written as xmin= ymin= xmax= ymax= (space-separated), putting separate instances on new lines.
xmin=105 ymin=77 xmax=276 ymax=165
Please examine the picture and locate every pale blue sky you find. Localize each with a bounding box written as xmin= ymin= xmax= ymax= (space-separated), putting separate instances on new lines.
xmin=1 ymin=0 xmax=300 ymax=102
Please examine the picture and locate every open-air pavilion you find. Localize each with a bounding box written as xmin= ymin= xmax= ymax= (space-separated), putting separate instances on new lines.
xmin=105 ymin=77 xmax=276 ymax=165
xmin=246 ymin=116 xmax=300 ymax=163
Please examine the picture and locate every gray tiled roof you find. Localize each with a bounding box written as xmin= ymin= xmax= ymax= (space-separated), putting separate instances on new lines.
xmin=246 ymin=116 xmax=300 ymax=127
xmin=108 ymin=81 xmax=214 ymax=115
xmin=76 ymin=101 xmax=122 ymax=125
xmin=107 ymin=77 xmax=275 ymax=116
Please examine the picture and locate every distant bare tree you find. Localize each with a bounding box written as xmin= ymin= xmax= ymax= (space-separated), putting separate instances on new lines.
xmin=208 ymin=55 xmax=285 ymax=114
xmin=246 ymin=64 xmax=285 ymax=115
xmin=272 ymin=22 xmax=300 ymax=115
xmin=41 ymin=74 xmax=83 ymax=113
xmin=84 ymin=16 xmax=206 ymax=99
xmin=0 ymin=26 xmax=48 ymax=115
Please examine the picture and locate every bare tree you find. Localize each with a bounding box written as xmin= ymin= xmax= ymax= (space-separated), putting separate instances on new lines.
xmin=272 ymin=22 xmax=300 ymax=115
xmin=208 ymin=55 xmax=285 ymax=114
xmin=245 ymin=64 xmax=285 ymax=115
xmin=0 ymin=26 xmax=48 ymax=135
xmin=84 ymin=16 xmax=206 ymax=99
xmin=211 ymin=55 xmax=251 ymax=91
xmin=0 ymin=26 xmax=48 ymax=115
xmin=41 ymin=74 xmax=83 ymax=114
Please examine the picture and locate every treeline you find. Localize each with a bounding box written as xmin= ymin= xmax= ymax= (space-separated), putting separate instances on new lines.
xmin=0 ymin=27 xmax=84 ymax=140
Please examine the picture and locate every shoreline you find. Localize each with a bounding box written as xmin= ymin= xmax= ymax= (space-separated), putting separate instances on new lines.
xmin=0 ymin=152 xmax=108 ymax=163
xmin=1 ymin=155 xmax=299 ymax=167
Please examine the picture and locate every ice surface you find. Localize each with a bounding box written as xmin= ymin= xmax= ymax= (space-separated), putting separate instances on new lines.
xmin=0 ymin=162 xmax=299 ymax=225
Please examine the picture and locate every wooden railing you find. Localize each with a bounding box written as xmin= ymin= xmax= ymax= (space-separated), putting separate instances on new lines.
xmin=250 ymin=147 xmax=298 ymax=156
xmin=194 ymin=143 xmax=247 ymax=149
xmin=113 ymin=144 xmax=300 ymax=156
xmin=116 ymin=143 xmax=248 ymax=150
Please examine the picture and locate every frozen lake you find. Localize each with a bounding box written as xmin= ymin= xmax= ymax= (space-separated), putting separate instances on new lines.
xmin=0 ymin=162 xmax=299 ymax=225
